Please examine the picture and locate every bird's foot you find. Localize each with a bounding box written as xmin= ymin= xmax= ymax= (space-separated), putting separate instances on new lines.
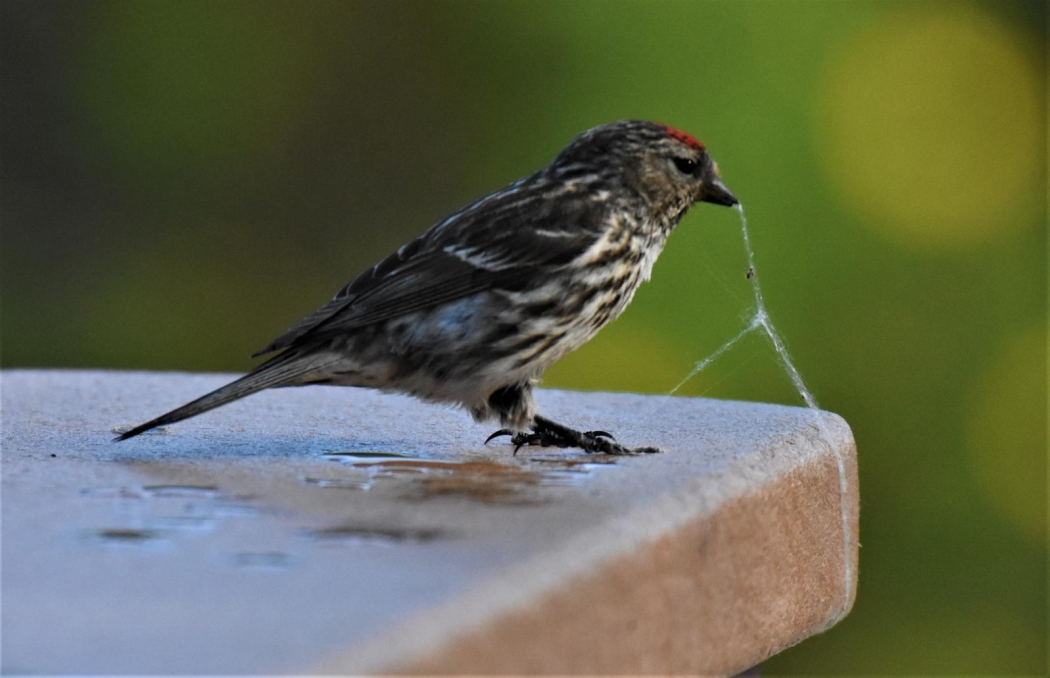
xmin=484 ymin=416 xmax=661 ymax=456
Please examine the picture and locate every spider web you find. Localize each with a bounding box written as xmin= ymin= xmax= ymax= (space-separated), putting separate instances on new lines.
xmin=666 ymin=204 xmax=853 ymax=619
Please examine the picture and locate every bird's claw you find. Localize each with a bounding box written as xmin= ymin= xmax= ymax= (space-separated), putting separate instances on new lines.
xmin=484 ymin=429 xmax=555 ymax=454
xmin=484 ymin=429 xmax=515 ymax=445
xmin=485 ymin=429 xmax=551 ymax=454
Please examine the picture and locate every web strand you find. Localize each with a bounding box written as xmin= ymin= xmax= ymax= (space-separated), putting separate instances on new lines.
xmin=666 ymin=315 xmax=761 ymax=396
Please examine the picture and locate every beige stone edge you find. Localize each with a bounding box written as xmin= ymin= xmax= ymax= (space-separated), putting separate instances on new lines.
xmin=316 ymin=413 xmax=858 ymax=675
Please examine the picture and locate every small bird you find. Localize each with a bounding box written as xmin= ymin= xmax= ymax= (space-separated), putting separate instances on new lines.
xmin=117 ymin=120 xmax=737 ymax=454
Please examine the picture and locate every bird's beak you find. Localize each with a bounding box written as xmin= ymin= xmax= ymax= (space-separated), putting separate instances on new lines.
xmin=697 ymin=160 xmax=738 ymax=207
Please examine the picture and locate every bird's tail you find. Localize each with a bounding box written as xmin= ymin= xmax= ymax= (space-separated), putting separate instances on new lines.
xmin=114 ymin=350 xmax=332 ymax=441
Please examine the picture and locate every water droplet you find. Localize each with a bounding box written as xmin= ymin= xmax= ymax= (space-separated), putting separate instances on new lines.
xmin=301 ymin=476 xmax=370 ymax=491
xmin=142 ymin=485 xmax=220 ymax=499
xmin=323 ymin=450 xmax=415 ymax=460
xmin=97 ymin=528 xmax=159 ymax=541
xmin=233 ymin=552 xmax=292 ymax=569
xmin=81 ymin=486 xmax=147 ymax=500
xmin=149 ymin=516 xmax=216 ymax=532
xmin=86 ymin=528 xmax=171 ymax=551
xmin=307 ymin=525 xmax=446 ymax=545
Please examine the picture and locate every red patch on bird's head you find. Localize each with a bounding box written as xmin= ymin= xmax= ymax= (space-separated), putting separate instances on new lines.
xmin=662 ymin=125 xmax=705 ymax=151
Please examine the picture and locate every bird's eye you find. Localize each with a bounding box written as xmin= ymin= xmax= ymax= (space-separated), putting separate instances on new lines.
xmin=673 ymin=157 xmax=698 ymax=175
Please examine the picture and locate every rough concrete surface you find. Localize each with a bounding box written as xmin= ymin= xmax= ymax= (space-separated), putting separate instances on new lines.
xmin=1 ymin=370 xmax=857 ymax=675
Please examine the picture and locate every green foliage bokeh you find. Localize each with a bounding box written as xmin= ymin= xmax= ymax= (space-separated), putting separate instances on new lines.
xmin=2 ymin=0 xmax=1045 ymax=672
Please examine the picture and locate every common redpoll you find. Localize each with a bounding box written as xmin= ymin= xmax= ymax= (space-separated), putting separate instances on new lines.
xmin=117 ymin=120 xmax=737 ymax=454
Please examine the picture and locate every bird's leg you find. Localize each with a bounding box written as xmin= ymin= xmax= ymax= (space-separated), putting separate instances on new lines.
xmin=481 ymin=383 xmax=660 ymax=455
xmin=483 ymin=382 xmax=546 ymax=454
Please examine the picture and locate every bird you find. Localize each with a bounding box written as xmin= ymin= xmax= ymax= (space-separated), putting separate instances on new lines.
xmin=116 ymin=120 xmax=738 ymax=454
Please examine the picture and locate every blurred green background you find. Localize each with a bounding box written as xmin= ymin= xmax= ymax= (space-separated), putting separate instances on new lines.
xmin=1 ymin=0 xmax=1045 ymax=672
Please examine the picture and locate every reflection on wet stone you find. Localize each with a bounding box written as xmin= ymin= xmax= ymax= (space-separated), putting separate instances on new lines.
xmin=304 ymin=452 xmax=618 ymax=504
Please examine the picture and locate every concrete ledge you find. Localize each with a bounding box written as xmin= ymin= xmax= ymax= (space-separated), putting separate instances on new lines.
xmin=1 ymin=370 xmax=858 ymax=675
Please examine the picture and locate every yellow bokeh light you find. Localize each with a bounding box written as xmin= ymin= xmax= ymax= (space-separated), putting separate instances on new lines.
xmin=966 ymin=326 xmax=1047 ymax=545
xmin=816 ymin=7 xmax=1043 ymax=249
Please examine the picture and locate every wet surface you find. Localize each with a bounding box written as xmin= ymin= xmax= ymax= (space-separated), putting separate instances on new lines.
xmin=76 ymin=450 xmax=618 ymax=564
xmin=79 ymin=482 xmax=259 ymax=551
xmin=309 ymin=451 xmax=618 ymax=504
xmin=60 ymin=448 xmax=625 ymax=595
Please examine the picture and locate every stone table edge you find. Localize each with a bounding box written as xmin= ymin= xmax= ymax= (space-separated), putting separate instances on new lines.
xmin=318 ymin=413 xmax=858 ymax=674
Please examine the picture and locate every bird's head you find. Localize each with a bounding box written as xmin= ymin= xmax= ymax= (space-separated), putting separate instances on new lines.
xmin=552 ymin=120 xmax=738 ymax=218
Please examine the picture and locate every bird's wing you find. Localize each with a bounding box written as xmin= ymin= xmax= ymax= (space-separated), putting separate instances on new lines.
xmin=253 ymin=178 xmax=604 ymax=357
